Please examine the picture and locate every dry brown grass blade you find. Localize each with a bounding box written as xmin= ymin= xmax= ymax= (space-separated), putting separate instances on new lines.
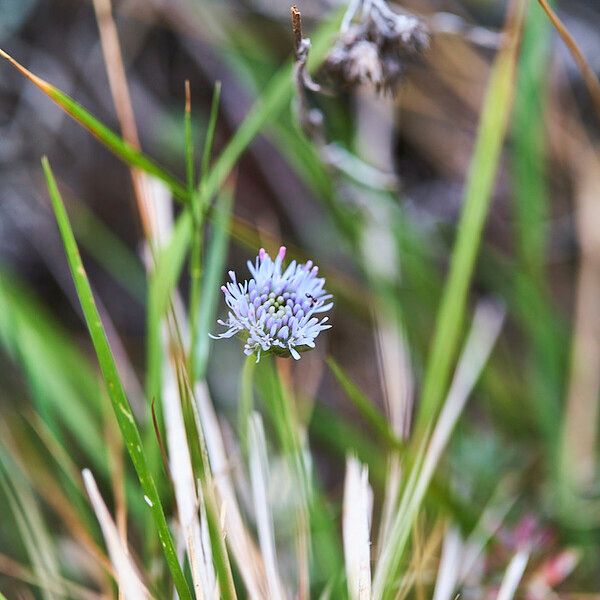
xmin=0 ymin=48 xmax=51 ymax=91
xmin=537 ymin=0 xmax=600 ymax=121
xmin=0 ymin=552 xmax=103 ymax=600
xmin=7 ymin=416 xmax=113 ymax=584
xmin=92 ymin=0 xmax=156 ymax=241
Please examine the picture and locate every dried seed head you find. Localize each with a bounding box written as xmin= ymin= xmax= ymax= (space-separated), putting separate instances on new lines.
xmin=324 ymin=0 xmax=429 ymax=95
xmin=347 ymin=40 xmax=384 ymax=87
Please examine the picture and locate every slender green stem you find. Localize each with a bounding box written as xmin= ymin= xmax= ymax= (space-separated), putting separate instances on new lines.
xmin=200 ymin=81 xmax=222 ymax=199
xmin=189 ymin=82 xmax=222 ymax=382
xmin=42 ymin=158 xmax=192 ymax=600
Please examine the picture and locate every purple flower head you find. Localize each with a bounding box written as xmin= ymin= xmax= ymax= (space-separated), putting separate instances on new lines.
xmin=211 ymin=246 xmax=333 ymax=361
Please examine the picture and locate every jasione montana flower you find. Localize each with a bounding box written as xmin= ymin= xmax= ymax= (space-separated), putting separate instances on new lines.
xmin=212 ymin=247 xmax=333 ymax=361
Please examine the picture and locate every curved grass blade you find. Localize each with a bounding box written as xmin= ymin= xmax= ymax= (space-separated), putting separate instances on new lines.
xmin=0 ymin=49 xmax=187 ymax=203
xmin=327 ymin=356 xmax=402 ymax=450
xmin=41 ymin=158 xmax=192 ymax=600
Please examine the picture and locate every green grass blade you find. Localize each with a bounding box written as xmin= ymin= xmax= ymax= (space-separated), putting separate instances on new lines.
xmin=512 ymin=5 xmax=551 ymax=274
xmin=200 ymin=81 xmax=222 ymax=192
xmin=238 ymin=355 xmax=256 ymax=455
xmin=184 ymin=80 xmax=195 ymax=196
xmin=0 ymin=49 xmax=187 ymax=202
xmin=0 ymin=447 xmax=62 ymax=600
xmin=45 ymin=82 xmax=187 ymax=201
xmin=189 ymin=81 xmax=223 ymax=380
xmin=200 ymin=9 xmax=340 ymax=205
xmin=41 ymin=157 xmax=192 ymax=600
xmin=70 ymin=198 xmax=146 ymax=303
xmin=327 ymin=357 xmax=402 ymax=450
xmin=511 ymin=1 xmax=562 ymax=442
xmin=194 ymin=190 xmax=233 ymax=380
xmin=254 ymin=356 xmax=299 ymax=457
xmin=416 ymin=8 xmax=524 ymax=432
xmin=202 ymin=483 xmax=238 ymax=600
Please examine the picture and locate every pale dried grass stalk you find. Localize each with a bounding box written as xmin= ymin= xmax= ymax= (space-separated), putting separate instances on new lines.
xmin=561 ymin=149 xmax=600 ymax=487
xmin=82 ymin=469 xmax=149 ymax=600
xmin=496 ymin=548 xmax=530 ymax=600
xmin=92 ymin=0 xmax=156 ymax=241
xmin=343 ymin=457 xmax=372 ymax=600
xmin=374 ymin=310 xmax=413 ymax=557
xmin=194 ymin=381 xmax=267 ymax=599
xmin=372 ymin=301 xmax=505 ymax=598
xmin=375 ymin=312 xmax=413 ymax=439
xmin=162 ymin=342 xmax=217 ymax=599
xmin=248 ymin=413 xmax=286 ymax=600
xmin=431 ymin=526 xmax=462 ymax=600
xmin=377 ymin=453 xmax=402 ymax=560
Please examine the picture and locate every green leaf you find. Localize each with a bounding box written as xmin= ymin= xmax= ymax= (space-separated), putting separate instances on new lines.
xmin=41 ymin=157 xmax=192 ymax=600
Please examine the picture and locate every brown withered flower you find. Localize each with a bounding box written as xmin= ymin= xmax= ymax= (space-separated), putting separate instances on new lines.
xmin=324 ymin=0 xmax=429 ymax=95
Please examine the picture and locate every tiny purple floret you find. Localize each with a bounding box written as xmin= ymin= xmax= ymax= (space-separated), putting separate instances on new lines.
xmin=211 ymin=247 xmax=333 ymax=361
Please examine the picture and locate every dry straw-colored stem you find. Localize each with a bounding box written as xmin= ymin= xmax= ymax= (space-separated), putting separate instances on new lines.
xmin=92 ymin=0 xmax=156 ymax=244
xmin=537 ymin=0 xmax=600 ymax=121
